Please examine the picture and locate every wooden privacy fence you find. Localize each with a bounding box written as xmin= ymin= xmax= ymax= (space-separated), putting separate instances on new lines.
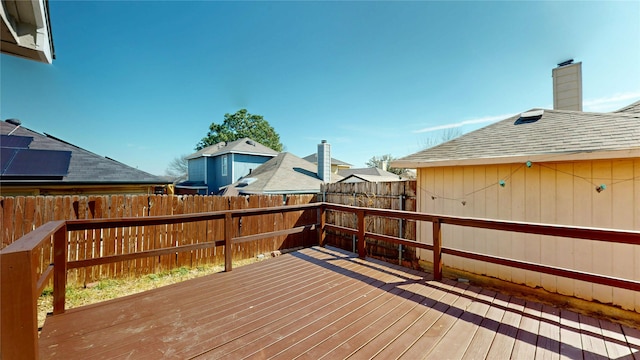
xmin=0 ymin=194 xmax=315 ymax=286
xmin=321 ymin=180 xmax=417 ymax=267
xmin=4 ymin=202 xmax=640 ymax=358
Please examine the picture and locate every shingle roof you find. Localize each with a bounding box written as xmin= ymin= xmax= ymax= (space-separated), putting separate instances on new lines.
xmin=338 ymin=174 xmax=404 ymax=183
xmin=228 ymin=152 xmax=343 ymax=194
xmin=186 ymin=138 xmax=278 ymax=160
xmin=394 ymin=108 xmax=640 ymax=168
xmin=615 ymin=100 xmax=640 ymax=114
xmin=0 ymin=121 xmax=168 ymax=184
xmin=302 ymin=153 xmax=353 ymax=167
xmin=338 ymin=167 xmax=398 ymax=177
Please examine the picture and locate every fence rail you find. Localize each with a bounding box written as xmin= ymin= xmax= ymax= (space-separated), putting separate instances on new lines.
xmin=4 ymin=201 xmax=640 ymax=359
xmin=0 ymin=194 xmax=315 ymax=285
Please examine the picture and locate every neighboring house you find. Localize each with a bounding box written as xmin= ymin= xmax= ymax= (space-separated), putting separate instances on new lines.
xmin=222 ymin=140 xmax=343 ymax=196
xmin=177 ymin=138 xmax=278 ymax=195
xmin=393 ymin=61 xmax=640 ymax=311
xmin=337 ymin=167 xmax=404 ymax=183
xmin=1 ymin=0 xmax=55 ymax=63
xmin=303 ymin=152 xmax=352 ymax=174
xmin=0 ymin=120 xmax=170 ymax=196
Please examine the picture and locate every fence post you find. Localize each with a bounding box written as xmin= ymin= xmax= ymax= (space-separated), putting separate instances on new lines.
xmin=357 ymin=209 xmax=366 ymax=259
xmin=398 ymin=194 xmax=404 ymax=265
xmin=224 ymin=212 xmax=233 ymax=272
xmin=317 ymin=205 xmax=326 ymax=247
xmin=53 ymin=225 xmax=67 ymax=315
xmin=433 ymin=219 xmax=442 ymax=281
xmin=1 ymin=248 xmax=39 ymax=359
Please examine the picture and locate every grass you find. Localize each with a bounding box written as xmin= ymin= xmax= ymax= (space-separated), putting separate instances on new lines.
xmin=37 ymin=257 xmax=264 ymax=330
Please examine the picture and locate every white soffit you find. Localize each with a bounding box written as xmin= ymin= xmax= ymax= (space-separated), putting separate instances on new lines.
xmin=0 ymin=0 xmax=54 ymax=63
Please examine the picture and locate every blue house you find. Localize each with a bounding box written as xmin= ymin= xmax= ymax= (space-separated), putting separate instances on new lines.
xmin=177 ymin=138 xmax=278 ymax=195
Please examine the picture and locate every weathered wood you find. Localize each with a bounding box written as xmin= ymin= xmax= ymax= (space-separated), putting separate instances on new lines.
xmin=53 ymin=226 xmax=67 ymax=315
xmin=225 ymin=212 xmax=233 ymax=272
xmin=1 ymin=246 xmax=39 ymax=359
xmin=67 ymin=240 xmax=225 ymax=269
xmin=30 ymin=249 xmax=637 ymax=359
xmin=357 ymin=210 xmax=365 ymax=258
xmin=433 ymin=219 xmax=442 ymax=281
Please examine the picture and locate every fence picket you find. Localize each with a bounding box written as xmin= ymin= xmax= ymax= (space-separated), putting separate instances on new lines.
xmin=1 ymin=194 xmax=321 ymax=286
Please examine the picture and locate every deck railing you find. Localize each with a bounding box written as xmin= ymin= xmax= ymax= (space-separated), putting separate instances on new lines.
xmin=3 ymin=202 xmax=640 ymax=359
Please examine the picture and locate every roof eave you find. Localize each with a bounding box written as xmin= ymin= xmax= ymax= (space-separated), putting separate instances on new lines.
xmin=393 ymin=148 xmax=640 ymax=168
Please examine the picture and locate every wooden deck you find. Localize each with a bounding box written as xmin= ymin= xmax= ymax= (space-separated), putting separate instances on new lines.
xmin=39 ymin=246 xmax=640 ymax=359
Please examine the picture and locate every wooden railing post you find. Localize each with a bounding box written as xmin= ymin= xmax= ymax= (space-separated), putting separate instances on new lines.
xmin=53 ymin=225 xmax=67 ymax=315
xmin=1 ymin=249 xmax=39 ymax=359
xmin=357 ymin=209 xmax=366 ymax=259
xmin=317 ymin=205 xmax=326 ymax=247
xmin=433 ymin=219 xmax=442 ymax=281
xmin=224 ymin=212 xmax=233 ymax=272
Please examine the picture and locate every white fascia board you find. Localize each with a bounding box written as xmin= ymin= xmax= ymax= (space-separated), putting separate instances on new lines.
xmin=0 ymin=0 xmax=54 ymax=63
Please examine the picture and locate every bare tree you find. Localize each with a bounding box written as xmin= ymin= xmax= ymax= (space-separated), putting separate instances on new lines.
xmin=165 ymin=154 xmax=189 ymax=182
xmin=419 ymin=128 xmax=462 ymax=150
xmin=366 ymin=154 xmax=409 ymax=177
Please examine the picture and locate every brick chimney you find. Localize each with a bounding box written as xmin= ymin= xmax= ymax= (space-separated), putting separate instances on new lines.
xmin=317 ymin=140 xmax=331 ymax=182
xmin=552 ymin=60 xmax=582 ymax=111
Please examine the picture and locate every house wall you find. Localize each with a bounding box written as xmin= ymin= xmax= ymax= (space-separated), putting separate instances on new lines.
xmin=415 ymin=158 xmax=640 ymax=311
xmin=232 ymin=154 xmax=271 ymax=182
xmin=209 ymin=155 xmax=235 ymax=193
xmin=188 ymin=158 xmax=205 ymax=182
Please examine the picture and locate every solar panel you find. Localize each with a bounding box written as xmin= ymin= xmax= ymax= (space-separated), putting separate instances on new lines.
xmin=1 ymin=149 xmax=71 ymax=177
xmin=1 ymin=148 xmax=19 ymax=173
xmin=0 ymin=135 xmax=33 ymax=149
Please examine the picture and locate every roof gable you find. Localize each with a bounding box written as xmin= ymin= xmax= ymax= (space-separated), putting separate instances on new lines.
xmin=227 ymin=152 xmax=343 ymax=194
xmin=302 ymin=153 xmax=352 ymax=167
xmin=338 ymin=167 xmax=399 ymax=177
xmin=187 ymin=138 xmax=278 ymax=160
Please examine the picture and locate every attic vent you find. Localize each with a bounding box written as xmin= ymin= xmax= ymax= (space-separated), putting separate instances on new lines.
xmin=5 ymin=118 xmax=21 ymax=126
xmin=246 ymin=140 xmax=255 ymax=146
xmin=515 ymin=110 xmax=544 ymax=125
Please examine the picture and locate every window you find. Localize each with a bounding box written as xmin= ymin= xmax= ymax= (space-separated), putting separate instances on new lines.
xmin=221 ymin=155 xmax=228 ymax=176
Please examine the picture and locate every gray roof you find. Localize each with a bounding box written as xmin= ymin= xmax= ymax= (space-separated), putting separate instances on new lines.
xmin=187 ymin=138 xmax=278 ymax=160
xmin=227 ymin=152 xmax=343 ymax=194
xmin=302 ymin=153 xmax=352 ymax=167
xmin=0 ymin=121 xmax=168 ymax=184
xmin=338 ymin=167 xmax=399 ymax=177
xmin=338 ymin=174 xmax=404 ymax=183
xmin=615 ymin=100 xmax=640 ymax=114
xmin=394 ymin=107 xmax=640 ymax=168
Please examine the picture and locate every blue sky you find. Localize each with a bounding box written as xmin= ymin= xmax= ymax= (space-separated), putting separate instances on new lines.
xmin=2 ymin=1 xmax=639 ymax=176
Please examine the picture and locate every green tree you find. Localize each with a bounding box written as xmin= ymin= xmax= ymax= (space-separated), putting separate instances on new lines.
xmin=366 ymin=154 xmax=408 ymax=177
xmin=196 ymin=109 xmax=284 ymax=151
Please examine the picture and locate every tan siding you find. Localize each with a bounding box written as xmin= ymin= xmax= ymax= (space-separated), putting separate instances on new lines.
xmin=473 ymin=166 xmax=487 ymax=276
xmin=497 ymin=164 xmax=513 ymax=282
xmin=573 ymin=162 xmax=593 ymax=300
xmin=416 ymin=159 xmax=640 ymax=310
xmin=539 ymin=164 xmax=557 ymax=293
xmin=524 ymin=163 xmax=541 ymax=288
xmin=555 ymin=162 xmax=575 ymax=296
xmin=612 ymin=160 xmax=635 ymax=310
xmin=511 ymin=163 xmax=526 ymax=285
xmin=591 ymin=161 xmax=613 ymax=304
xmin=484 ymin=165 xmax=499 ymax=277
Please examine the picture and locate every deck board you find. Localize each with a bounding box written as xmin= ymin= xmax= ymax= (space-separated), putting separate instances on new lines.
xmin=38 ymin=246 xmax=640 ymax=359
